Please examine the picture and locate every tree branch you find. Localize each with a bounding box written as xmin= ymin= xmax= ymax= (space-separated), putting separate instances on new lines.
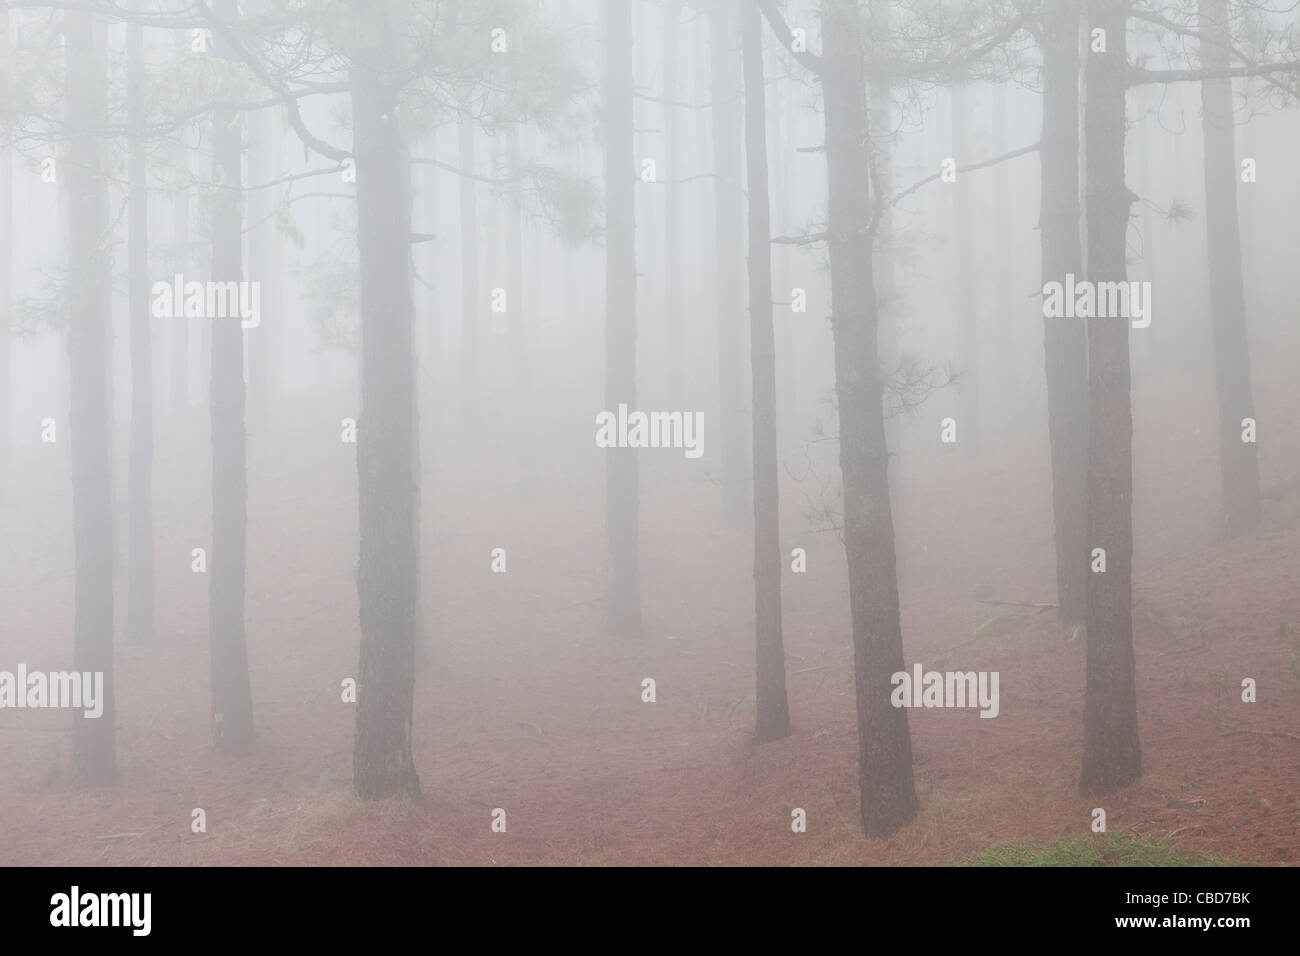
xmin=1128 ymin=60 xmax=1300 ymax=86
xmin=194 ymin=0 xmax=350 ymax=163
xmin=757 ymin=0 xmax=824 ymax=76
xmin=887 ymin=140 xmax=1040 ymax=210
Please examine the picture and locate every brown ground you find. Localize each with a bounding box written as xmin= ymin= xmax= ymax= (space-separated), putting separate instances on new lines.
xmin=2 ymin=338 xmax=1298 ymax=866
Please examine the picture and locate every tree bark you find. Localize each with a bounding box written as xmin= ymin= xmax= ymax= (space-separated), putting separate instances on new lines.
xmin=991 ymin=82 xmax=1019 ymax=417
xmin=1199 ymin=0 xmax=1261 ymax=537
xmin=507 ymin=123 xmax=529 ymax=400
xmin=1080 ymin=0 xmax=1142 ymax=795
xmin=209 ymin=0 xmax=254 ymax=755
xmin=1040 ymin=0 xmax=1089 ymax=625
xmin=603 ymin=0 xmax=643 ymax=640
xmin=351 ymin=12 xmax=421 ymax=799
xmin=742 ymin=0 xmax=790 ymax=743
xmin=458 ymin=112 xmax=479 ymax=427
xmin=950 ymin=83 xmax=981 ymax=455
xmin=710 ymin=0 xmax=750 ymax=526
xmin=663 ymin=0 xmax=684 ymax=410
xmin=823 ymin=0 xmax=916 ymax=837
xmin=66 ymin=3 xmax=116 ymax=787
xmin=169 ymin=30 xmax=190 ymax=414
xmin=0 ymin=26 xmax=10 ymax=510
xmin=125 ymin=0 xmax=154 ymax=646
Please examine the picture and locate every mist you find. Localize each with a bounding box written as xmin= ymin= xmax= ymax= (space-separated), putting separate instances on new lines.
xmin=2 ymin=0 xmax=1299 ymax=879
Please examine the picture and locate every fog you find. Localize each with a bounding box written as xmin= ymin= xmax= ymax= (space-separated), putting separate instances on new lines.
xmin=1 ymin=0 xmax=1299 ymax=872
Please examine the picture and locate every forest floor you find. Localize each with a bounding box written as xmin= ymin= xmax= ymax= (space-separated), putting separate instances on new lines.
xmin=2 ymin=339 xmax=1299 ymax=866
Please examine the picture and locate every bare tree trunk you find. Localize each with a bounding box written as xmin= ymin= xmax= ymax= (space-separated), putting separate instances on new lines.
xmin=1199 ymin=0 xmax=1260 ymax=537
xmin=769 ymin=41 xmax=793 ymax=446
xmin=1040 ymin=0 xmax=1089 ymax=625
xmin=950 ymin=83 xmax=981 ymax=455
xmin=458 ymin=112 xmax=479 ymax=426
xmin=823 ymin=0 xmax=916 ymax=837
xmin=663 ymin=0 xmax=684 ymax=409
xmin=507 ymin=123 xmax=528 ymax=400
xmin=66 ymin=4 xmax=116 ymax=787
xmin=352 ymin=15 xmax=421 ymax=800
xmin=1080 ymin=0 xmax=1141 ymax=795
xmin=170 ymin=31 xmax=190 ymax=414
xmin=125 ymin=0 xmax=154 ymax=645
xmin=742 ymin=0 xmax=790 ymax=743
xmin=420 ymin=131 xmax=442 ymax=363
xmin=209 ymin=0 xmax=253 ymax=755
xmin=0 ymin=24 xmax=10 ymax=510
xmin=991 ymin=82 xmax=1019 ymax=417
xmin=604 ymin=0 xmax=643 ymax=640
xmin=485 ymin=131 xmax=501 ymax=338
xmin=404 ymin=138 xmax=427 ymax=673
xmin=710 ymin=0 xmax=749 ymax=526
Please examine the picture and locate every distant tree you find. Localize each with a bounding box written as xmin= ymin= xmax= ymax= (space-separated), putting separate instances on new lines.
xmin=125 ymin=0 xmax=155 ymax=646
xmin=662 ymin=0 xmax=684 ymax=410
xmin=710 ymin=0 xmax=750 ymax=527
xmin=0 ymin=19 xmax=10 ymax=509
xmin=458 ymin=109 xmax=480 ymax=427
xmin=1038 ymin=0 xmax=1089 ymax=626
xmin=168 ymin=31 xmax=191 ymax=414
xmin=1198 ymin=0 xmax=1261 ymax=537
xmin=948 ymin=82 xmax=981 ymax=456
xmin=66 ymin=3 xmax=116 ymax=787
xmin=604 ymin=0 xmax=643 ymax=641
xmin=741 ymin=0 xmax=790 ymax=743
xmin=208 ymin=0 xmax=254 ymax=755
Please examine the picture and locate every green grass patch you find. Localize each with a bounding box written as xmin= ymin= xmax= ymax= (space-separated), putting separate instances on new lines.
xmin=963 ymin=833 xmax=1246 ymax=867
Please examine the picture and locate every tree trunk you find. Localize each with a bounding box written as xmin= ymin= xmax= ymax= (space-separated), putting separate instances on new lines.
xmin=66 ymin=4 xmax=116 ymax=787
xmin=1040 ymin=0 xmax=1089 ymax=626
xmin=742 ymin=0 xmax=790 ymax=743
xmin=950 ymin=83 xmax=981 ymax=455
xmin=1199 ymin=0 xmax=1261 ymax=537
xmin=209 ymin=0 xmax=253 ymax=755
xmin=420 ymin=131 xmax=442 ymax=363
xmin=170 ymin=30 xmax=190 ymax=414
xmin=710 ymin=0 xmax=749 ymax=526
xmin=1080 ymin=0 xmax=1141 ymax=795
xmin=823 ymin=0 xmax=916 ymax=836
xmin=603 ymin=0 xmax=643 ymax=640
xmin=125 ymin=0 xmax=154 ymax=645
xmin=663 ymin=0 xmax=684 ymax=410
xmin=0 ymin=28 xmax=10 ymax=510
xmin=507 ymin=123 xmax=529 ymax=400
xmin=458 ymin=112 xmax=479 ymax=427
xmin=770 ymin=41 xmax=793 ymax=446
xmin=991 ymin=82 xmax=1019 ymax=417
xmin=404 ymin=137 xmax=427 ymax=674
xmin=351 ymin=18 xmax=421 ymax=800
